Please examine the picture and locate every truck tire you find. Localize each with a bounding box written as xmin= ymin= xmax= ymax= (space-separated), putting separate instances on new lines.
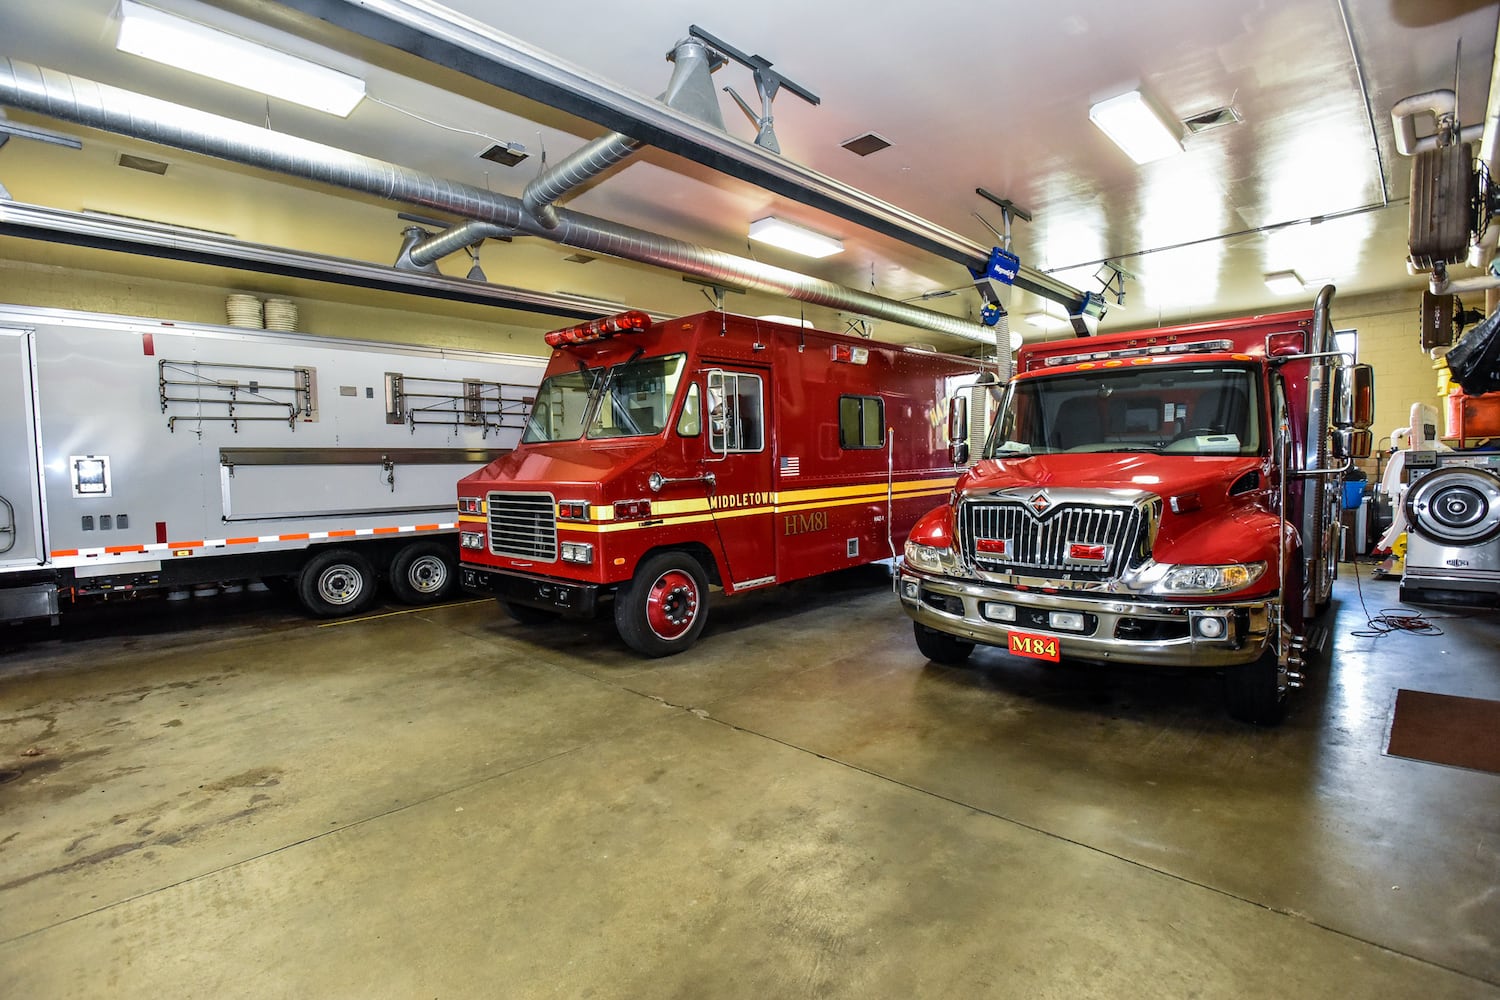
xmin=615 ymin=552 xmax=709 ymax=657
xmin=389 ymin=540 xmax=456 ymax=605
xmin=1223 ymin=651 xmax=1287 ymax=726
xmin=297 ymin=548 xmax=378 ymax=618
xmin=498 ymin=599 xmax=558 ymax=625
xmin=913 ymin=622 xmax=974 ymax=665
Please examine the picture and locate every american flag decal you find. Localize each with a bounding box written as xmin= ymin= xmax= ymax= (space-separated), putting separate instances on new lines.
xmin=780 ymin=455 xmax=800 ymax=476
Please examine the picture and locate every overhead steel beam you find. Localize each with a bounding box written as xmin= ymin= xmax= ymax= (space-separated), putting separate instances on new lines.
xmin=0 ymin=200 xmax=620 ymax=322
xmin=268 ymin=0 xmax=1093 ymax=313
xmin=0 ymin=59 xmax=998 ymax=345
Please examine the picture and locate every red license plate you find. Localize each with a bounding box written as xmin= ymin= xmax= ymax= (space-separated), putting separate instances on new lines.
xmin=1008 ymin=630 xmax=1061 ymax=662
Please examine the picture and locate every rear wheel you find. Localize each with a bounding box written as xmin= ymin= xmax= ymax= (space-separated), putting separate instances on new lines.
xmin=913 ymin=622 xmax=974 ymax=665
xmin=615 ymin=552 xmax=709 ymax=657
xmin=297 ymin=548 xmax=378 ymax=618
xmin=389 ymin=541 xmax=456 ymax=605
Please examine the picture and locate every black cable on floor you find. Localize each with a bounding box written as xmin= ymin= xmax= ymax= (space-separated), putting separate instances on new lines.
xmin=1347 ymin=556 xmax=1452 ymax=637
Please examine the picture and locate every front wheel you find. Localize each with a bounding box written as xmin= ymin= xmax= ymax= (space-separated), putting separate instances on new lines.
xmin=389 ymin=540 xmax=456 ymax=605
xmin=913 ymin=622 xmax=974 ymax=665
xmin=614 ymin=552 xmax=710 ymax=657
xmin=1223 ymin=650 xmax=1288 ymax=726
xmin=297 ymin=548 xmax=378 ymax=618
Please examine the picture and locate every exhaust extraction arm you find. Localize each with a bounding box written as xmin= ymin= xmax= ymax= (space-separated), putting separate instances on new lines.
xmin=260 ymin=0 xmax=1097 ymax=322
xmin=0 ymin=59 xmax=994 ymax=345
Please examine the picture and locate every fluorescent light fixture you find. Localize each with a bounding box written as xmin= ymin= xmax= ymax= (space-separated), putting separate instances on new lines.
xmin=116 ymin=0 xmax=365 ymax=117
xmin=552 ymin=291 xmax=627 ymax=311
xmin=1025 ymin=311 xmax=1070 ymax=330
xmin=1263 ymin=270 xmax=1305 ymax=295
xmin=1088 ymin=91 xmax=1182 ymax=164
xmin=758 ymin=314 xmax=815 ymax=328
xmin=748 ymin=217 xmax=844 ymax=259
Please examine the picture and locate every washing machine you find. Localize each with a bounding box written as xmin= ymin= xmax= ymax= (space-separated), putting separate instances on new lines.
xmin=1399 ymin=449 xmax=1500 ymax=603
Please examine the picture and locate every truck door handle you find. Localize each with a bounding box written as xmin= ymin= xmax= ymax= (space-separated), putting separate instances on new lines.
xmin=648 ymin=471 xmax=716 ymax=493
xmin=0 ymin=494 xmax=15 ymax=555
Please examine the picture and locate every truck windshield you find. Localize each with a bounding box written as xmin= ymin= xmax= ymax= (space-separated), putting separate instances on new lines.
xmin=522 ymin=353 xmax=687 ymax=443
xmin=988 ymin=365 xmax=1263 ymax=457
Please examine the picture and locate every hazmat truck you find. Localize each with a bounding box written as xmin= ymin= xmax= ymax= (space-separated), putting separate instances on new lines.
xmin=0 ymin=304 xmax=542 ymax=624
xmin=457 ymin=309 xmax=989 ymax=655
xmin=895 ymin=287 xmax=1374 ymax=724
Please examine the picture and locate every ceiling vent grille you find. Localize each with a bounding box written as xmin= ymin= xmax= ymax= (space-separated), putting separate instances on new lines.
xmin=841 ymin=132 xmax=892 ymax=156
xmin=479 ymin=143 xmax=529 ymax=167
xmin=117 ymin=153 xmax=169 ymax=174
xmin=1181 ymin=107 xmax=1242 ymax=135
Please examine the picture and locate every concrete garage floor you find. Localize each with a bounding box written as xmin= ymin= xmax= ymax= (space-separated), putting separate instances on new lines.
xmin=2 ymin=565 xmax=1498 ymax=998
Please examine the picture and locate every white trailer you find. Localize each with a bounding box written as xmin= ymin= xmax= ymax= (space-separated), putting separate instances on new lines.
xmin=0 ymin=304 xmax=544 ymax=623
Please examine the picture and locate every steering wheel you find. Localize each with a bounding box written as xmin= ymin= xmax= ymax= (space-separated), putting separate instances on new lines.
xmin=1171 ymin=426 xmax=1218 ymax=442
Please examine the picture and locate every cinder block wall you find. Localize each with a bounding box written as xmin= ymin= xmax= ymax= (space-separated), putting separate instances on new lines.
xmin=1336 ymin=288 xmax=1437 ymax=454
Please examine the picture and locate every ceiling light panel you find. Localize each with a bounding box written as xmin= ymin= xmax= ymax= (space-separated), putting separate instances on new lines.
xmin=1024 ymin=312 xmax=1070 ymax=330
xmin=1088 ymin=91 xmax=1182 ymax=164
xmin=1263 ymin=270 xmax=1305 ymax=295
xmin=748 ymin=217 xmax=844 ymax=259
xmin=116 ymin=0 xmax=366 ymax=117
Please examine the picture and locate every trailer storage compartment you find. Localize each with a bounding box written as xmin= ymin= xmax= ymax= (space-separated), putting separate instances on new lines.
xmin=0 ymin=304 xmax=544 ymax=623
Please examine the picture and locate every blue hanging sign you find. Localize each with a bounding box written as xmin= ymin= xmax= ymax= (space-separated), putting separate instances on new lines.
xmin=986 ymin=247 xmax=1020 ymax=286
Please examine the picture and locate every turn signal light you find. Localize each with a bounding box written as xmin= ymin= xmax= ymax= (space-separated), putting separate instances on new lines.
xmin=613 ymin=499 xmax=652 ymax=520
xmin=557 ymin=499 xmax=590 ymax=521
xmin=1169 ymin=492 xmax=1202 ymax=514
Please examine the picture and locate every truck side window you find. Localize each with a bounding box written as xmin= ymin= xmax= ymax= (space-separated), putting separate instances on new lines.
xmin=707 ymin=371 xmax=764 ymax=453
xmin=677 ymin=383 xmax=701 ymax=437
xmin=839 ymin=395 xmax=885 ymax=449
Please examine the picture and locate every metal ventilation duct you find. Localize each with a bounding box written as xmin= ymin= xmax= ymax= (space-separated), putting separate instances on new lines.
xmin=0 ymin=59 xmax=995 ymax=345
xmin=521 ymin=35 xmax=722 ymax=230
xmin=241 ymin=0 xmax=1096 ymax=317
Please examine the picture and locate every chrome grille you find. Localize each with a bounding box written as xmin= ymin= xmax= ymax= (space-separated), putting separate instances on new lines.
xmin=487 ymin=491 xmax=557 ymax=560
xmin=960 ymin=498 xmax=1148 ymax=580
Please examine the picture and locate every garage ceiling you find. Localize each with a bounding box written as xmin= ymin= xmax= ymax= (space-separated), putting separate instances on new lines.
xmin=0 ymin=0 xmax=1496 ymax=351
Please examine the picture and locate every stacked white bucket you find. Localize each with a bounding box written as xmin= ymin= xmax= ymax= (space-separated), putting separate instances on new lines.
xmin=225 ymin=294 xmax=299 ymax=331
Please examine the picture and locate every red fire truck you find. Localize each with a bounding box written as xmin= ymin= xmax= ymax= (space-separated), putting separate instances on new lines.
xmin=896 ymin=287 xmax=1374 ymax=724
xmin=457 ymin=309 xmax=987 ymax=655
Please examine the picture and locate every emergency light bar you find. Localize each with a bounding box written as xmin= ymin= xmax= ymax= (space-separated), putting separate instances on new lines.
xmin=544 ymin=310 xmax=654 ymax=348
xmin=1039 ymin=338 xmax=1236 ymax=369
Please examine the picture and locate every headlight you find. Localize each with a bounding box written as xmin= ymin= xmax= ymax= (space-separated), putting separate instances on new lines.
xmin=561 ymin=541 xmax=594 ymax=565
xmin=460 ymin=531 xmax=486 ymax=550
xmin=904 ymin=539 xmax=955 ymax=574
xmin=1149 ymin=562 xmax=1266 ymax=595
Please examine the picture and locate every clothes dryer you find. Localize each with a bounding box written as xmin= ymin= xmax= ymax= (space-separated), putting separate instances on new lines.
xmin=1400 ymin=450 xmax=1500 ymax=602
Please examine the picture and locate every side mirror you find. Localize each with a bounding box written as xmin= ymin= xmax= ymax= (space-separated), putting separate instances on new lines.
xmin=948 ymin=396 xmax=969 ymax=466
xmin=948 ymin=394 xmax=968 ymax=442
xmin=1331 ymin=427 xmax=1373 ymax=460
xmin=1333 ymin=363 xmax=1374 ymax=429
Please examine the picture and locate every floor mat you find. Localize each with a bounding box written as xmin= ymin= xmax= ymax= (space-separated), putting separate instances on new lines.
xmin=1386 ymin=689 xmax=1500 ymax=774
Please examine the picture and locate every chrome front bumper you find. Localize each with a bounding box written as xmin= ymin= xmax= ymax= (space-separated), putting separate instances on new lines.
xmin=897 ymin=567 xmax=1274 ymax=668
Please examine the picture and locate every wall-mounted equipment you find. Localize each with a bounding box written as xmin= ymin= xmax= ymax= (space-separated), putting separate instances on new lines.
xmin=70 ymin=455 xmax=110 ymax=498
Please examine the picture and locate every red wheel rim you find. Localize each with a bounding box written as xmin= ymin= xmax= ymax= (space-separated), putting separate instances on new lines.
xmin=644 ymin=569 xmax=700 ymax=641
